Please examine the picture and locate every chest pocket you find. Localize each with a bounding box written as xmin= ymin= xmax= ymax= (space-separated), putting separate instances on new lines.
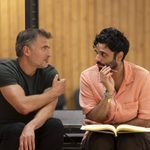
xmin=116 ymin=100 xmax=139 ymax=123
xmin=123 ymin=101 xmax=138 ymax=120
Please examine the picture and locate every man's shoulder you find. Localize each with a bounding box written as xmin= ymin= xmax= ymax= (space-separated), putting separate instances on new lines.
xmin=0 ymin=59 xmax=17 ymax=70
xmin=126 ymin=61 xmax=149 ymax=75
xmin=0 ymin=59 xmax=19 ymax=87
xmin=125 ymin=61 xmax=149 ymax=79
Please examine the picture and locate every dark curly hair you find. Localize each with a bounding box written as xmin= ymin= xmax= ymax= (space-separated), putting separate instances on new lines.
xmin=16 ymin=28 xmax=52 ymax=57
xmin=93 ymin=27 xmax=129 ymax=60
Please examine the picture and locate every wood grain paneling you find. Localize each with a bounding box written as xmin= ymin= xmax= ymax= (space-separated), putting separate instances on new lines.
xmin=0 ymin=0 xmax=25 ymax=58
xmin=144 ymin=0 xmax=150 ymax=69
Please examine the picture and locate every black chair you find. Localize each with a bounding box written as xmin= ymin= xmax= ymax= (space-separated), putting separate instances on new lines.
xmin=73 ymin=89 xmax=81 ymax=110
xmin=56 ymin=94 xmax=67 ymax=110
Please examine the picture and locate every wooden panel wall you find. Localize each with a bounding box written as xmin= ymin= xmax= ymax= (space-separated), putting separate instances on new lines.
xmin=39 ymin=0 xmax=150 ymax=108
xmin=0 ymin=0 xmax=25 ymax=58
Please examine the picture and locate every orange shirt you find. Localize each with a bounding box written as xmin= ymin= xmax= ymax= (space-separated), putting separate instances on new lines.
xmin=79 ymin=61 xmax=150 ymax=124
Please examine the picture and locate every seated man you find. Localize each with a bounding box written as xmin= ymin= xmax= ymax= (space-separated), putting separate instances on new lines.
xmin=0 ymin=28 xmax=66 ymax=150
xmin=79 ymin=27 xmax=150 ymax=150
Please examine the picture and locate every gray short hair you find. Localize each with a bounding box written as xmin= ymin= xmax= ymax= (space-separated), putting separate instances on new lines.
xmin=15 ymin=28 xmax=52 ymax=57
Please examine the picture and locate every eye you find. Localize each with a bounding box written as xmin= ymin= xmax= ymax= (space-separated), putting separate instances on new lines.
xmin=101 ymin=52 xmax=107 ymax=57
xmin=94 ymin=49 xmax=107 ymax=57
xmin=94 ymin=49 xmax=98 ymax=54
xmin=42 ymin=45 xmax=50 ymax=51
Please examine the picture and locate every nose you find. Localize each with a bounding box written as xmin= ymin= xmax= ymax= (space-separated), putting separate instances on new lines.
xmin=47 ymin=48 xmax=52 ymax=57
xmin=95 ymin=54 xmax=102 ymax=62
xmin=48 ymin=52 xmax=52 ymax=58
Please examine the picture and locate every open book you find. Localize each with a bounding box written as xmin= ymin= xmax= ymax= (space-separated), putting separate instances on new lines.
xmin=81 ymin=124 xmax=150 ymax=137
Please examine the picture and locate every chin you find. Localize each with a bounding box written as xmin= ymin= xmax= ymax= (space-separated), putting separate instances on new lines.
xmin=43 ymin=63 xmax=48 ymax=68
xmin=38 ymin=63 xmax=48 ymax=69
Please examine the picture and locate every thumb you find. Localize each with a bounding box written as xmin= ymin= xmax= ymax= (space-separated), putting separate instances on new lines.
xmin=52 ymin=74 xmax=59 ymax=85
xmin=54 ymin=74 xmax=59 ymax=81
xmin=60 ymin=78 xmax=66 ymax=82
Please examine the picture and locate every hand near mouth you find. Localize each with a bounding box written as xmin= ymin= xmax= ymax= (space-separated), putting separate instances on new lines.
xmin=97 ymin=64 xmax=118 ymax=73
xmin=99 ymin=65 xmax=115 ymax=94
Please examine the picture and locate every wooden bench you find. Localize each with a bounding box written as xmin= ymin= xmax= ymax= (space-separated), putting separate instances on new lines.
xmin=54 ymin=110 xmax=85 ymax=150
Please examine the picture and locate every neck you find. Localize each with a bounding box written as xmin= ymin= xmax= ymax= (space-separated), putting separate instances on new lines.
xmin=112 ymin=62 xmax=124 ymax=92
xmin=18 ymin=57 xmax=36 ymax=76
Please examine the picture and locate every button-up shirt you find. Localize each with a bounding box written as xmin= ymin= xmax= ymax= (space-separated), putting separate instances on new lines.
xmin=80 ymin=61 xmax=150 ymax=123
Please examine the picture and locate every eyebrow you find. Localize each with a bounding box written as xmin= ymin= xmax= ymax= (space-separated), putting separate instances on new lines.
xmin=94 ymin=49 xmax=108 ymax=54
xmin=43 ymin=45 xmax=50 ymax=48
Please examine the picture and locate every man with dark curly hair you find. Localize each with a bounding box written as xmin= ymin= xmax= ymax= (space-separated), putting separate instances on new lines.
xmin=80 ymin=27 xmax=150 ymax=150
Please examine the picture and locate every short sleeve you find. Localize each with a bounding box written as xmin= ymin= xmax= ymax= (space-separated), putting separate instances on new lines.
xmin=0 ymin=63 xmax=18 ymax=87
xmin=41 ymin=64 xmax=58 ymax=89
xmin=79 ymin=72 xmax=98 ymax=115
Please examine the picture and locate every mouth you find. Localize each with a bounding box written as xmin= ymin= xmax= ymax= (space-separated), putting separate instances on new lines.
xmin=44 ymin=58 xmax=49 ymax=63
xmin=96 ymin=62 xmax=105 ymax=70
xmin=96 ymin=61 xmax=118 ymax=73
xmin=97 ymin=64 xmax=103 ymax=70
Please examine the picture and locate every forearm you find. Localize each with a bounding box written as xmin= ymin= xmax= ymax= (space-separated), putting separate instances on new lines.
xmin=0 ymin=76 xmax=65 ymax=115
xmin=124 ymin=118 xmax=150 ymax=128
xmin=86 ymin=99 xmax=111 ymax=123
xmin=0 ymin=85 xmax=59 ymax=115
xmin=86 ymin=77 xmax=114 ymax=123
xmin=19 ymin=99 xmax=58 ymax=150
xmin=26 ymin=98 xmax=58 ymax=130
xmin=22 ymin=88 xmax=58 ymax=114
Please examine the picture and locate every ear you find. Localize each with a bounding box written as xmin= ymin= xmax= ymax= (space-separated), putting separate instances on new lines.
xmin=23 ymin=46 xmax=31 ymax=56
xmin=116 ymin=51 xmax=124 ymax=61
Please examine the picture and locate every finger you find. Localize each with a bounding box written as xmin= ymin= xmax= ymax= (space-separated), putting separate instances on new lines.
xmin=31 ymin=135 xmax=35 ymax=150
xmin=106 ymin=72 xmax=113 ymax=77
xmin=24 ymin=138 xmax=29 ymax=150
xmin=54 ymin=74 xmax=59 ymax=81
xmin=83 ymin=119 xmax=88 ymax=125
xmin=102 ymin=67 xmax=111 ymax=74
xmin=28 ymin=137 xmax=32 ymax=150
xmin=100 ymin=65 xmax=107 ymax=71
xmin=60 ymin=78 xmax=66 ymax=82
xmin=19 ymin=137 xmax=24 ymax=150
xmin=84 ymin=119 xmax=96 ymax=125
xmin=52 ymin=75 xmax=59 ymax=86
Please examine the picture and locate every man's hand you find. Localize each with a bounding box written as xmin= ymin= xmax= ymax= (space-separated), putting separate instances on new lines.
xmin=19 ymin=124 xmax=35 ymax=150
xmin=52 ymin=74 xmax=66 ymax=96
xmin=100 ymin=66 xmax=115 ymax=94
xmin=83 ymin=118 xmax=98 ymax=125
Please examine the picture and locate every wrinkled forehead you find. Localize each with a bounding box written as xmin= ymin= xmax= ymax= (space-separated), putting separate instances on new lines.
xmin=95 ymin=43 xmax=111 ymax=53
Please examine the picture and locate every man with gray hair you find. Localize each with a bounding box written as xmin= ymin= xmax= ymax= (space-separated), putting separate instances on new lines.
xmin=0 ymin=28 xmax=66 ymax=150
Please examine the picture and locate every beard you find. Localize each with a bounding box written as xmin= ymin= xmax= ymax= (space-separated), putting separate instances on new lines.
xmin=96 ymin=59 xmax=117 ymax=71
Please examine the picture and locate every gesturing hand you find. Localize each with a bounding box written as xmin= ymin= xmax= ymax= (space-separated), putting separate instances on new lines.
xmin=100 ymin=66 xmax=115 ymax=93
xmin=52 ymin=74 xmax=66 ymax=97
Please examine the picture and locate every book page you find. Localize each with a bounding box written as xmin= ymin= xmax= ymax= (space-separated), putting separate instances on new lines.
xmin=81 ymin=124 xmax=117 ymax=135
xmin=116 ymin=124 xmax=150 ymax=133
